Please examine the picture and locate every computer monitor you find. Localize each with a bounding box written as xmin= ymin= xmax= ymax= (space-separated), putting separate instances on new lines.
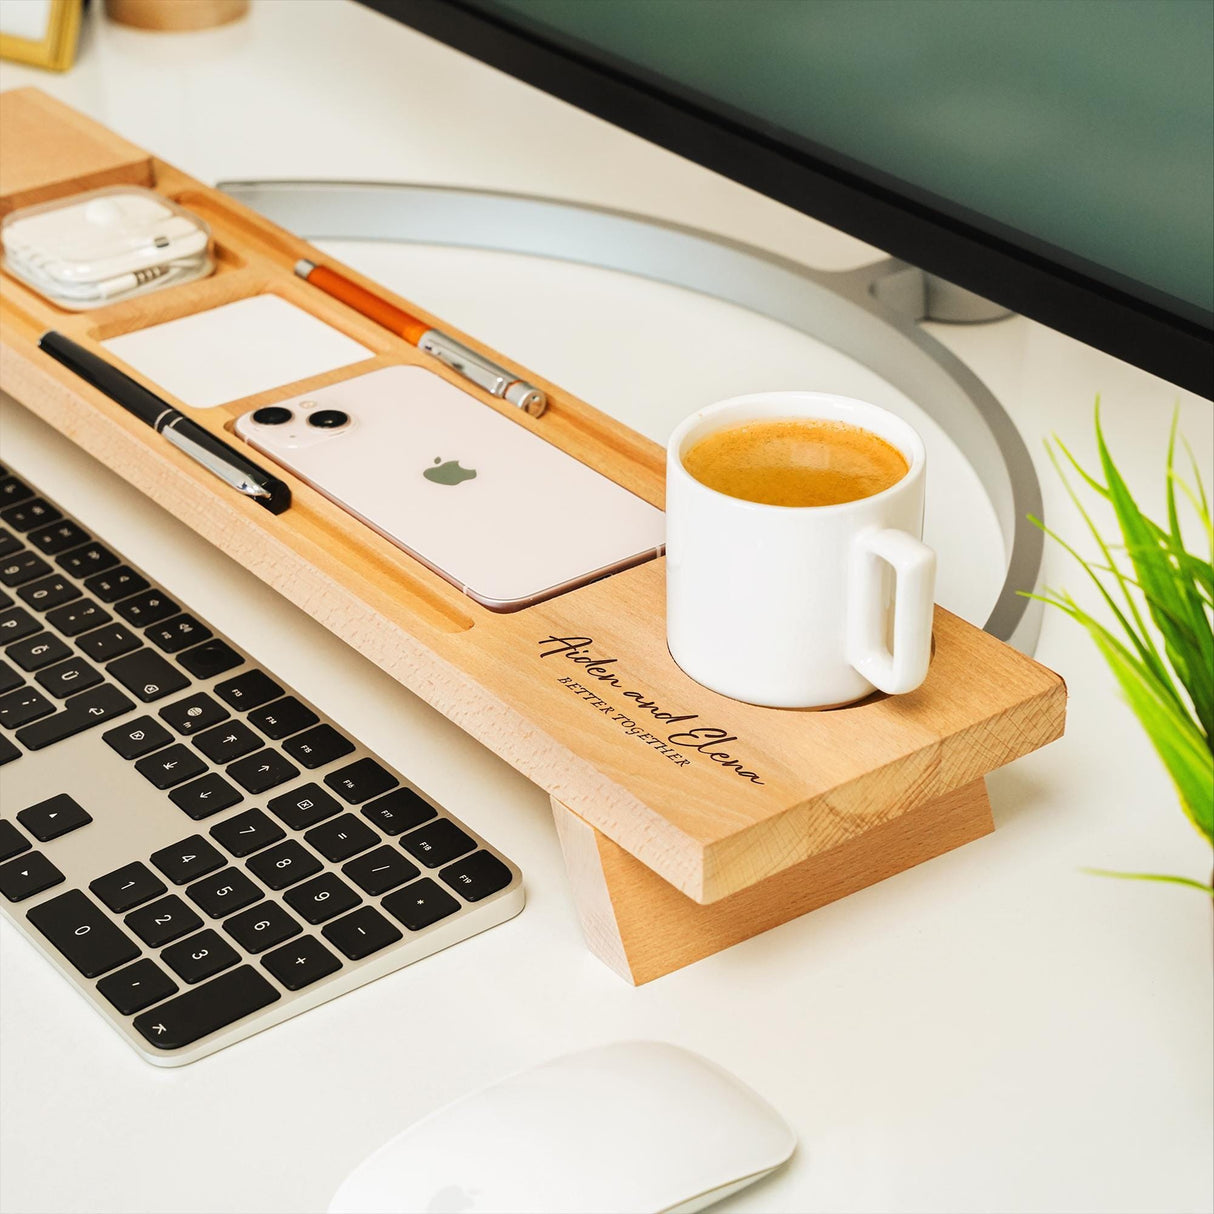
xmin=359 ymin=0 xmax=1213 ymax=399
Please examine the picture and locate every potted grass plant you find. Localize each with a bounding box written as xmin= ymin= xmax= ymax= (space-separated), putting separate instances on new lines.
xmin=1028 ymin=404 xmax=1213 ymax=894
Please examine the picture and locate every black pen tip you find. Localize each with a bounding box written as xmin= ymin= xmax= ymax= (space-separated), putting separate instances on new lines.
xmin=259 ymin=481 xmax=292 ymax=515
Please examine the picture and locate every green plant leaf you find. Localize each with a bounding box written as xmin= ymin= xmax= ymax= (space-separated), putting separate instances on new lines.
xmin=1083 ymin=868 xmax=1214 ymax=895
xmin=1079 ymin=606 xmax=1212 ymax=842
xmin=1034 ymin=401 xmax=1214 ymax=889
xmin=1093 ymin=411 xmax=1209 ymax=719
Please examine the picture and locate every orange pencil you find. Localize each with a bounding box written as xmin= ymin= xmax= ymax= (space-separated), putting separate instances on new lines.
xmin=294 ymin=259 xmax=546 ymax=417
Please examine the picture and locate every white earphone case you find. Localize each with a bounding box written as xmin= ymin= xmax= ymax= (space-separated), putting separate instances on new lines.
xmin=0 ymin=186 xmax=212 ymax=309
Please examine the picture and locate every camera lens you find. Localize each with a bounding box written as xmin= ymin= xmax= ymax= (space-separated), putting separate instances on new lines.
xmin=308 ymin=409 xmax=350 ymax=429
xmin=252 ymin=406 xmax=293 ymax=426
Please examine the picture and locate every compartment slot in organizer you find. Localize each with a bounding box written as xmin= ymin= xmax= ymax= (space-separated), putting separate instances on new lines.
xmin=0 ymin=89 xmax=154 ymax=215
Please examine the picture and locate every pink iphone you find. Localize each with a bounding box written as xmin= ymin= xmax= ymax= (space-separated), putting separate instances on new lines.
xmin=234 ymin=365 xmax=665 ymax=611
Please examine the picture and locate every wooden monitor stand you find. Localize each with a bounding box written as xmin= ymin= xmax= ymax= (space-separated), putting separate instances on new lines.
xmin=0 ymin=89 xmax=1066 ymax=986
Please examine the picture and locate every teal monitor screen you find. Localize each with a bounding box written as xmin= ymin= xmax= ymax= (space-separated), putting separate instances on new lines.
xmin=363 ymin=0 xmax=1214 ymax=397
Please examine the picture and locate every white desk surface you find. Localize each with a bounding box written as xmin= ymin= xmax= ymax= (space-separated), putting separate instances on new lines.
xmin=1 ymin=5 xmax=1211 ymax=1213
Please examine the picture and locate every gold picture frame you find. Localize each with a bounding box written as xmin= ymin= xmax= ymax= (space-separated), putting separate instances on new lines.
xmin=0 ymin=0 xmax=83 ymax=72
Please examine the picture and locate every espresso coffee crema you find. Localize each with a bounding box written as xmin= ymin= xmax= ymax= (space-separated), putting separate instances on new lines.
xmin=683 ymin=417 xmax=909 ymax=507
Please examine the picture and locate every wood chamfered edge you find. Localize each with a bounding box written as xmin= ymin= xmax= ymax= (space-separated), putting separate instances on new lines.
xmin=552 ymin=778 xmax=997 ymax=984
xmin=0 ymin=91 xmax=1068 ymax=910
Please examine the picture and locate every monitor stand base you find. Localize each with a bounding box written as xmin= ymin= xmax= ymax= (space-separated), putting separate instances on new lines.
xmin=552 ymin=779 xmax=994 ymax=985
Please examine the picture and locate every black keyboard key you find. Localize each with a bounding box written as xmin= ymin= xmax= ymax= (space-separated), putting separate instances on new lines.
xmin=282 ymin=724 xmax=355 ymax=770
xmin=17 ymin=793 xmax=92 ymax=841
xmin=150 ymin=835 xmax=225 ymax=884
xmin=0 ymin=477 xmax=34 ymax=506
xmin=0 ymin=819 xmax=31 ymax=861
xmin=28 ymin=519 xmax=89 ymax=555
xmin=305 ymin=813 xmax=379 ymax=862
xmin=134 ymin=966 xmax=279 ymax=1050
xmin=115 ymin=589 xmax=179 ymax=627
xmin=97 ymin=958 xmax=178 ymax=1015
xmin=382 ymin=879 xmax=461 ymax=932
xmin=7 ymin=631 xmax=72 ymax=671
xmin=135 ymin=743 xmax=207 ymax=789
xmin=16 ymin=683 xmax=134 ymax=750
xmin=215 ymin=669 xmax=282 ymax=710
xmin=36 ymin=656 xmax=102 ymax=698
xmin=248 ymin=696 xmax=317 ymax=740
xmin=57 ymin=542 xmax=118 ymax=578
xmin=284 ymin=872 xmax=360 ymax=924
xmin=400 ymin=819 xmax=477 ymax=868
xmin=159 ymin=692 xmax=228 ymax=735
xmin=0 ymin=532 xmax=18 ymax=561
xmin=361 ymin=787 xmax=436 ymax=836
xmin=103 ymin=714 xmax=173 ymax=759
xmin=0 ymin=606 xmax=40 ymax=642
xmin=147 ymin=614 xmax=212 ymax=654
xmin=46 ymin=597 xmax=111 ymax=637
xmin=89 ymin=862 xmax=166 ymax=913
xmin=343 ymin=846 xmax=418 ymax=896
xmin=192 ymin=720 xmax=260 ymax=764
xmin=0 ymin=851 xmax=64 ymax=901
xmin=227 ymin=748 xmax=298 ymax=794
xmin=325 ymin=758 xmax=396 ymax=804
xmin=163 ymin=929 xmax=240 ymax=984
xmin=26 ymin=889 xmax=139 ymax=977
xmin=85 ymin=565 xmax=149 ymax=603
xmin=18 ymin=574 xmax=79 ymax=611
xmin=125 ymin=894 xmax=203 ymax=947
xmin=108 ymin=648 xmax=190 ymax=701
xmin=0 ymin=734 xmax=18 ymax=765
xmin=169 ymin=772 xmax=243 ymax=820
xmin=0 ymin=551 xmax=51 ymax=587
xmin=185 ymin=866 xmax=262 ymax=917
xmin=178 ymin=639 xmax=242 ymax=679
xmin=209 ymin=808 xmax=284 ymax=857
xmin=246 ymin=839 xmax=322 ymax=890
xmin=261 ymin=938 xmax=340 ymax=991
xmin=0 ymin=660 xmax=20 ymax=694
xmin=0 ymin=685 xmax=54 ymax=729
xmin=76 ymin=622 xmax=140 ymax=661
xmin=1 ymin=497 xmax=60 ymax=531
xmin=439 ymin=851 xmax=514 ymax=902
xmin=223 ymin=901 xmax=300 ymax=953
xmin=322 ymin=906 xmax=402 ymax=960
xmin=267 ymin=782 xmax=341 ymax=830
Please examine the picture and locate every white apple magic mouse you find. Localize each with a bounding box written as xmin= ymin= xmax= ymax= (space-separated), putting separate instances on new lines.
xmin=328 ymin=1041 xmax=796 ymax=1214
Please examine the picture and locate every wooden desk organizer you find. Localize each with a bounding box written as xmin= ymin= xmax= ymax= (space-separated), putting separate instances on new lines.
xmin=0 ymin=90 xmax=1066 ymax=984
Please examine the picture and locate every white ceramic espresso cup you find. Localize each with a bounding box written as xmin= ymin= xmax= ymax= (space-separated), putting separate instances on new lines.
xmin=665 ymin=391 xmax=936 ymax=709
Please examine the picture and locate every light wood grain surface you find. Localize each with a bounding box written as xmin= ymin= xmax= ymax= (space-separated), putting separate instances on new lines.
xmin=0 ymin=89 xmax=1066 ymax=907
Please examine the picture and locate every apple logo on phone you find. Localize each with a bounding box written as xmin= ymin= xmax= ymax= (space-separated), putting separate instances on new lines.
xmin=425 ymin=457 xmax=477 ymax=486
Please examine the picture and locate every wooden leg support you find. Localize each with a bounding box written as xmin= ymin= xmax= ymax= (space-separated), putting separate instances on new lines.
xmin=552 ymin=779 xmax=994 ymax=985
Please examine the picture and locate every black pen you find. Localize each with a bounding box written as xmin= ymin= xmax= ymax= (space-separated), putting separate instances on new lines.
xmin=38 ymin=331 xmax=291 ymax=515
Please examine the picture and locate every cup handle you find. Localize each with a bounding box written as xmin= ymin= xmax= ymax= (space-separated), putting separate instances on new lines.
xmin=846 ymin=528 xmax=937 ymax=695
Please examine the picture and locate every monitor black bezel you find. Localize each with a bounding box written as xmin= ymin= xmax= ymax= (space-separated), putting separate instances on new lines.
xmin=359 ymin=0 xmax=1213 ymax=399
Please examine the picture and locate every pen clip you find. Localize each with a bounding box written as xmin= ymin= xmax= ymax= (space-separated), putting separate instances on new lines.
xmin=418 ymin=332 xmax=512 ymax=396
